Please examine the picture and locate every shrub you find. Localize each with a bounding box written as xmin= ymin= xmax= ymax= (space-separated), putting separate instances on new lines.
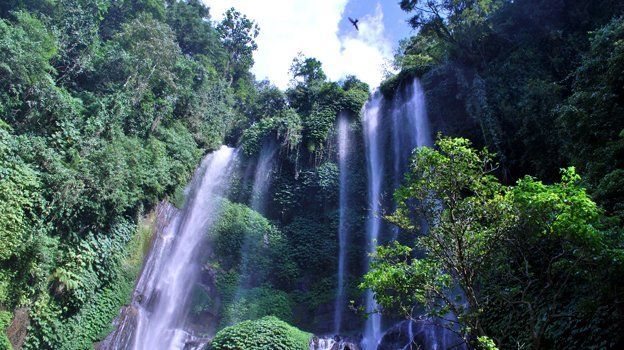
xmin=210 ymin=316 xmax=310 ymax=350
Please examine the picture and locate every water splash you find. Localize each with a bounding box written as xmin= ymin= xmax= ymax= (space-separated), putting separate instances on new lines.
xmin=310 ymin=335 xmax=361 ymax=350
xmin=378 ymin=319 xmax=466 ymax=350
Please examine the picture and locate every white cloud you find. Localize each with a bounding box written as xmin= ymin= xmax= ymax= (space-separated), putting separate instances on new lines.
xmin=204 ymin=0 xmax=393 ymax=89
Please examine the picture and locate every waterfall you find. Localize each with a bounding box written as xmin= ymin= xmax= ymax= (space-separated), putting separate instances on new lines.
xmin=362 ymin=78 xmax=432 ymax=349
xmin=101 ymin=146 xmax=237 ymax=350
xmin=250 ymin=140 xmax=278 ymax=214
xmin=334 ymin=114 xmax=351 ymax=334
xmin=230 ymin=140 xmax=278 ymax=311
xmin=408 ymin=79 xmax=432 ymax=149
xmin=362 ymin=92 xmax=384 ymax=350
xmin=391 ymin=79 xmax=432 ymax=240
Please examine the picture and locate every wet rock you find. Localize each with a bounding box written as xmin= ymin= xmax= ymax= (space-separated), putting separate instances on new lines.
xmin=378 ymin=320 xmax=467 ymax=350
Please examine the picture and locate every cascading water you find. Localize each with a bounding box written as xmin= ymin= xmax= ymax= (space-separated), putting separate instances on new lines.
xmin=407 ymin=79 xmax=432 ymax=150
xmin=361 ymin=78 xmax=433 ymax=349
xmin=362 ymin=92 xmax=384 ymax=350
xmin=250 ymin=140 xmax=278 ymax=214
xmin=391 ymin=79 xmax=432 ymax=240
xmin=334 ymin=114 xmax=351 ymax=334
xmin=231 ymin=140 xmax=278 ymax=310
xmin=101 ymin=146 xmax=237 ymax=350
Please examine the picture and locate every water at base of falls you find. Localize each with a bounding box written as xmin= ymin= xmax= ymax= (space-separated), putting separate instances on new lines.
xmin=311 ymin=335 xmax=362 ymax=350
xmin=377 ymin=320 xmax=467 ymax=350
xmin=100 ymin=146 xmax=237 ymax=350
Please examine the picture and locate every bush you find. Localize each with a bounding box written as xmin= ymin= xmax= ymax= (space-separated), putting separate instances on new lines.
xmin=210 ymin=316 xmax=310 ymax=350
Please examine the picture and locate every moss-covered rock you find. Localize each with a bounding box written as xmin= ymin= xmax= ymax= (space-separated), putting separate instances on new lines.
xmin=209 ymin=316 xmax=311 ymax=350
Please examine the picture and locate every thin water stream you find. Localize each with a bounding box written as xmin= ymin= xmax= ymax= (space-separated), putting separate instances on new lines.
xmin=334 ymin=114 xmax=352 ymax=334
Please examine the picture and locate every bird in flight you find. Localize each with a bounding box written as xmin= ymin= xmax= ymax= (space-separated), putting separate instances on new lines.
xmin=348 ymin=17 xmax=359 ymax=31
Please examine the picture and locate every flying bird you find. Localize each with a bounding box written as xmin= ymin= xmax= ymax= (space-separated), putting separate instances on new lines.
xmin=348 ymin=17 xmax=359 ymax=31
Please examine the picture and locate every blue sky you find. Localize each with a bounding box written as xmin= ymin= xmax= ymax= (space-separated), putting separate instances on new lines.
xmin=340 ymin=0 xmax=413 ymax=49
xmin=205 ymin=0 xmax=414 ymax=89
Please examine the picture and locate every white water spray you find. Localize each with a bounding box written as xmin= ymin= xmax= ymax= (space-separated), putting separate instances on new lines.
xmin=362 ymin=92 xmax=384 ymax=350
xmin=334 ymin=114 xmax=351 ymax=334
xmin=102 ymin=146 xmax=237 ymax=350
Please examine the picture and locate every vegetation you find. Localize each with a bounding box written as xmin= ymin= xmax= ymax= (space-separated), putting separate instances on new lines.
xmin=364 ymin=137 xmax=624 ymax=349
xmin=209 ymin=316 xmax=311 ymax=350
xmin=1 ymin=0 xmax=623 ymax=349
xmin=360 ymin=2 xmax=624 ymax=347
xmin=0 ymin=0 xmax=259 ymax=347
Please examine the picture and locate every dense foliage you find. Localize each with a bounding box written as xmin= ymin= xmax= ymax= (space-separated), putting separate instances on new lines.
xmin=193 ymin=200 xmax=296 ymax=327
xmin=2 ymin=0 xmax=623 ymax=348
xmin=391 ymin=0 xmax=624 ymax=215
xmin=1 ymin=0 xmax=371 ymax=345
xmin=209 ymin=316 xmax=311 ymax=350
xmin=370 ymin=4 xmax=624 ymax=345
xmin=0 ymin=0 xmax=260 ymax=348
xmin=364 ymin=137 xmax=624 ymax=349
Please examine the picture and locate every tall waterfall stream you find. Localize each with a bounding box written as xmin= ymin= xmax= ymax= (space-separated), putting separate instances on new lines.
xmin=101 ymin=146 xmax=237 ymax=350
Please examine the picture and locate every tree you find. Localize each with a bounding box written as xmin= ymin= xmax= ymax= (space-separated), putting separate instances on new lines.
xmin=363 ymin=136 xmax=623 ymax=349
xmin=399 ymin=0 xmax=502 ymax=61
xmin=165 ymin=0 xmax=225 ymax=63
xmin=364 ymin=137 xmax=513 ymax=347
xmin=286 ymin=55 xmax=323 ymax=119
xmin=49 ymin=0 xmax=108 ymax=86
xmin=217 ymin=7 xmax=259 ymax=86
xmin=0 ymin=12 xmax=57 ymax=123
xmin=99 ymin=14 xmax=181 ymax=135
xmin=484 ymin=168 xmax=617 ymax=349
xmin=250 ymin=80 xmax=288 ymax=120
xmin=289 ymin=54 xmax=326 ymax=87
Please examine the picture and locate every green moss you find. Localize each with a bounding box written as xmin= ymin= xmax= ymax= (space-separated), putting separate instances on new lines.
xmin=210 ymin=316 xmax=311 ymax=350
